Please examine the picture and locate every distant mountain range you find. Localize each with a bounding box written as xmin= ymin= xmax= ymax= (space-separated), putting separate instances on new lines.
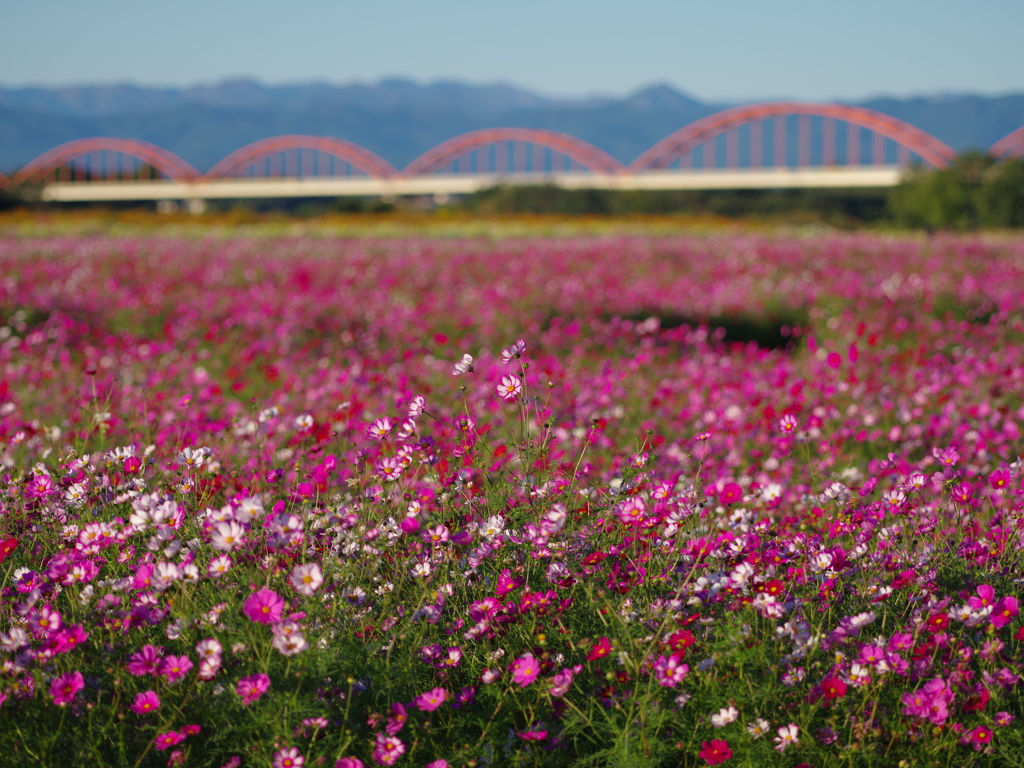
xmin=2 ymin=79 xmax=1024 ymax=174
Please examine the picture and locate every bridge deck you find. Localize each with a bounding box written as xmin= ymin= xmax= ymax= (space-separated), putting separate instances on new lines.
xmin=39 ymin=166 xmax=904 ymax=202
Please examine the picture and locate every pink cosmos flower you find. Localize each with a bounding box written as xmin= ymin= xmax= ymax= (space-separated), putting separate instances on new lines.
xmin=969 ymin=585 xmax=997 ymax=611
xmin=159 ymin=655 xmax=193 ymax=683
xmin=127 ymin=644 xmax=163 ymax=677
xmin=243 ymin=588 xmax=285 ymax=624
xmin=130 ymin=690 xmax=160 ymax=714
xmin=902 ymin=677 xmax=954 ymax=725
xmin=50 ymin=671 xmax=84 ymax=706
xmin=497 ymin=375 xmax=522 ymax=400
xmin=501 ymin=339 xmax=525 ymax=363
xmin=372 ymin=733 xmax=405 ymax=766
xmin=549 ymin=667 xmax=577 ymax=697
xmin=273 ymin=747 xmax=304 ymax=768
xmin=367 ymin=418 xmax=393 ymax=440
xmin=132 ymin=564 xmax=155 ymax=591
xmin=653 ymin=654 xmax=689 ymax=687
xmin=425 ymin=761 xmax=449 ymax=768
xmin=236 ymin=673 xmax=271 ymax=705
xmin=452 ymin=686 xmax=476 ymax=709
xmin=719 ymin=482 xmax=743 ymax=505
xmin=336 ymin=759 xmax=364 ymax=768
xmin=510 ymin=653 xmax=540 ymax=686
xmin=495 ymin=569 xmax=523 ymax=596
xmin=154 ymin=732 xmax=186 ymax=751
xmin=385 ymin=702 xmax=407 ymax=734
xmin=991 ymin=596 xmax=1019 ymax=629
xmin=518 ymin=730 xmax=547 ymax=741
xmin=25 ymin=474 xmax=56 ymax=499
xmin=29 ymin=605 xmax=62 ymax=637
xmin=413 ymin=687 xmax=447 ymax=712
xmin=51 ymin=624 xmax=89 ymax=654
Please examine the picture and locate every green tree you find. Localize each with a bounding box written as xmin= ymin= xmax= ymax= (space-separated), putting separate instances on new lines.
xmin=980 ymin=158 xmax=1024 ymax=227
xmin=888 ymin=151 xmax=994 ymax=231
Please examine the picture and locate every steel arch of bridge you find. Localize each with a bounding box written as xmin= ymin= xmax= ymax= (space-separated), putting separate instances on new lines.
xmin=205 ymin=135 xmax=398 ymax=180
xmin=0 ymin=173 xmax=8 ymax=191
xmin=400 ymin=128 xmax=625 ymax=177
xmin=628 ymin=102 xmax=957 ymax=173
xmin=991 ymin=126 xmax=1024 ymax=160
xmin=11 ymin=138 xmax=200 ymax=185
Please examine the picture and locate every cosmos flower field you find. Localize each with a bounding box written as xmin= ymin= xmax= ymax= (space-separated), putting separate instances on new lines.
xmin=2 ymin=232 xmax=1024 ymax=767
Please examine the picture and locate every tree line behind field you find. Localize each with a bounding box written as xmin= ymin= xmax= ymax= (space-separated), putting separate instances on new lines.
xmin=4 ymin=154 xmax=1023 ymax=229
xmin=455 ymin=154 xmax=1024 ymax=230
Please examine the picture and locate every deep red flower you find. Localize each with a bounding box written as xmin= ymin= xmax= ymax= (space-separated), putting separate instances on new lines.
xmin=0 ymin=537 xmax=17 ymax=563
xmin=587 ymin=637 xmax=612 ymax=661
xmin=698 ymin=739 xmax=732 ymax=765
xmin=667 ymin=629 xmax=695 ymax=653
xmin=821 ymin=676 xmax=848 ymax=700
xmin=924 ymin=612 xmax=949 ymax=633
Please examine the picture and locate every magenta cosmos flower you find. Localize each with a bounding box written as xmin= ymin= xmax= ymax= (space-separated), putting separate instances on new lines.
xmin=510 ymin=653 xmax=540 ymax=686
xmin=126 ymin=644 xmax=163 ymax=676
xmin=50 ymin=671 xmax=84 ymax=705
xmin=159 ymin=655 xmax=193 ymax=683
xmin=236 ymin=673 xmax=271 ymax=705
xmin=154 ymin=732 xmax=186 ymax=751
xmin=413 ymin=687 xmax=447 ymax=712
xmin=243 ymin=588 xmax=285 ymax=624
xmin=130 ymin=690 xmax=160 ymax=714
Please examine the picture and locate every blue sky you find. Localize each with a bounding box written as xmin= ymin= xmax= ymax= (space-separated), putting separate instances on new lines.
xmin=3 ymin=0 xmax=1023 ymax=101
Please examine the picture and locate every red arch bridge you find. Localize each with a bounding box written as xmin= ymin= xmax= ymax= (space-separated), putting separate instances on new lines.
xmin=4 ymin=102 xmax=1021 ymax=204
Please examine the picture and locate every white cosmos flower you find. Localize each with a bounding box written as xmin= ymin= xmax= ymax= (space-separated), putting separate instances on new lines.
xmin=747 ymin=719 xmax=770 ymax=738
xmin=196 ymin=638 xmax=223 ymax=659
xmin=208 ymin=555 xmax=232 ymax=578
xmin=774 ymin=724 xmax=799 ymax=752
xmin=272 ymin=629 xmax=309 ymax=656
xmin=290 ymin=563 xmax=324 ymax=596
xmin=210 ymin=521 xmax=245 ymax=552
xmin=152 ymin=561 xmax=182 ymax=590
xmin=711 ymin=706 xmax=739 ymax=727
xmin=452 ymin=354 xmax=474 ymax=376
xmin=177 ymin=446 xmax=211 ymax=468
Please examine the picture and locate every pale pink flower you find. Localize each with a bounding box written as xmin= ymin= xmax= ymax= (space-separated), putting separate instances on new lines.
xmin=273 ymin=747 xmax=304 ymax=768
xmin=372 ymin=733 xmax=405 ymax=765
xmin=497 ymin=375 xmax=522 ymax=400
xmin=290 ymin=563 xmax=324 ymax=596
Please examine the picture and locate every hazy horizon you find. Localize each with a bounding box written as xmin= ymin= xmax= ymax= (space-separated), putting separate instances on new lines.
xmin=4 ymin=0 xmax=1023 ymax=103
xmin=3 ymin=76 xmax=1023 ymax=109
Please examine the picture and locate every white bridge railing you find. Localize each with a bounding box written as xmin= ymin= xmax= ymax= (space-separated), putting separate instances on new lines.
xmin=39 ymin=166 xmax=905 ymax=203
